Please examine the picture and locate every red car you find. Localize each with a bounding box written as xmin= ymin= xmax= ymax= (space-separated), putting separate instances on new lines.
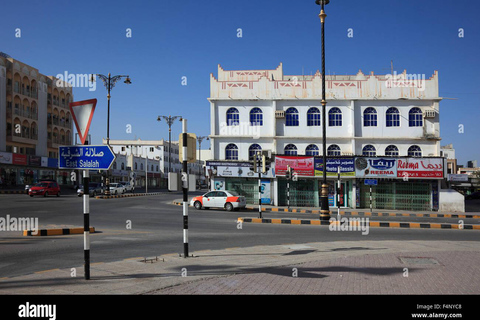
xmin=28 ymin=181 xmax=61 ymax=197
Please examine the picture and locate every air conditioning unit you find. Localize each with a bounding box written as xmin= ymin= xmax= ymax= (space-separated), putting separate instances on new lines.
xmin=275 ymin=110 xmax=285 ymax=119
xmin=424 ymin=110 xmax=436 ymax=118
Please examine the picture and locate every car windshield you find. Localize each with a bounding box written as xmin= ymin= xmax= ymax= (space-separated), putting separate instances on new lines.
xmin=35 ymin=183 xmax=48 ymax=187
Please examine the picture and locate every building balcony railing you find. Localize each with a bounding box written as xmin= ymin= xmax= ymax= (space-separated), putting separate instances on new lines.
xmin=13 ymin=108 xmax=38 ymax=121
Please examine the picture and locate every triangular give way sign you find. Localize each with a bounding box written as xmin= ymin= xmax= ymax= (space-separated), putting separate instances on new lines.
xmin=69 ymin=99 xmax=97 ymax=145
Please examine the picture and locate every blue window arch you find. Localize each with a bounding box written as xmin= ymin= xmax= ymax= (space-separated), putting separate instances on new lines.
xmin=408 ymin=145 xmax=422 ymax=157
xmin=226 ymin=108 xmax=239 ymax=126
xmin=385 ymin=145 xmax=399 ymax=156
xmin=250 ymin=107 xmax=263 ymax=126
xmin=284 ymin=144 xmax=297 ymax=156
xmin=285 ymin=107 xmax=299 ymax=126
xmin=307 ymin=107 xmax=321 ymax=126
xmin=386 ymin=107 xmax=400 ymax=127
xmin=363 ymin=107 xmax=377 ymax=127
xmin=305 ymin=144 xmax=319 ymax=156
xmin=409 ymin=107 xmax=423 ymax=127
xmin=248 ymin=144 xmax=262 ymax=160
xmin=362 ymin=145 xmax=376 ymax=156
xmin=225 ymin=143 xmax=238 ymax=160
xmin=327 ymin=144 xmax=341 ymax=156
xmin=328 ymin=107 xmax=342 ymax=126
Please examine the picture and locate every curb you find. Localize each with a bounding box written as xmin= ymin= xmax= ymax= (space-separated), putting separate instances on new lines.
xmin=96 ymin=192 xmax=162 ymax=199
xmin=23 ymin=227 xmax=95 ymax=236
xmin=237 ymin=217 xmax=480 ymax=230
xmin=0 ymin=190 xmax=26 ymax=194
xmin=244 ymin=206 xmax=480 ymax=219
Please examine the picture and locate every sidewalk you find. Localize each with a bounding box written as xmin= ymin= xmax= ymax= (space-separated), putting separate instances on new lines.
xmin=1 ymin=240 xmax=479 ymax=294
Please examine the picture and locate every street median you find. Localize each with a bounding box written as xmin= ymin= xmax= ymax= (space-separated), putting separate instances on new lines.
xmin=23 ymin=227 xmax=95 ymax=236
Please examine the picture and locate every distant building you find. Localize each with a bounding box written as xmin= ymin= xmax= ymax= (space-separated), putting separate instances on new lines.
xmin=0 ymin=52 xmax=74 ymax=186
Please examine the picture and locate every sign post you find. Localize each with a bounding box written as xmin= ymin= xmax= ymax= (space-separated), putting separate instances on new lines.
xmin=364 ymin=179 xmax=378 ymax=213
xmin=67 ymin=99 xmax=98 ymax=280
xmin=181 ymin=119 xmax=189 ymax=258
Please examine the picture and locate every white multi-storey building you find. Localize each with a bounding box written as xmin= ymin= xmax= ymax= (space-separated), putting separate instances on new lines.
xmin=209 ymin=63 xmax=440 ymax=161
xmin=206 ymin=63 xmax=464 ymax=212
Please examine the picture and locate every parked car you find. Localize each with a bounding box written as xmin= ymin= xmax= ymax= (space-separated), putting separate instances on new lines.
xmin=28 ymin=181 xmax=61 ymax=197
xmin=196 ymin=182 xmax=208 ymax=190
xmin=119 ymin=181 xmax=134 ymax=193
xmin=109 ymin=183 xmax=126 ymax=195
xmin=466 ymin=191 xmax=480 ymax=200
xmin=77 ymin=182 xmax=103 ymax=197
xmin=190 ymin=190 xmax=246 ymax=211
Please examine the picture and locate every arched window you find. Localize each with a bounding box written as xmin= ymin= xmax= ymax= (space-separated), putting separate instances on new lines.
xmin=328 ymin=107 xmax=342 ymax=126
xmin=327 ymin=144 xmax=341 ymax=156
xmin=307 ymin=107 xmax=321 ymax=126
xmin=386 ymin=107 xmax=400 ymax=127
xmin=248 ymin=144 xmax=262 ymax=160
xmin=409 ymin=107 xmax=423 ymax=127
xmin=285 ymin=107 xmax=299 ymax=126
xmin=408 ymin=145 xmax=422 ymax=157
xmin=226 ymin=108 xmax=239 ymax=126
xmin=362 ymin=145 xmax=376 ymax=156
xmin=385 ymin=145 xmax=399 ymax=156
xmin=284 ymin=144 xmax=297 ymax=156
xmin=250 ymin=107 xmax=263 ymax=126
xmin=363 ymin=107 xmax=377 ymax=127
xmin=225 ymin=143 xmax=238 ymax=160
xmin=305 ymin=144 xmax=319 ymax=156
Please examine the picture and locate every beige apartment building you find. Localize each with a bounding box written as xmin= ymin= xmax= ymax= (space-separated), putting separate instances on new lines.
xmin=0 ymin=52 xmax=74 ymax=186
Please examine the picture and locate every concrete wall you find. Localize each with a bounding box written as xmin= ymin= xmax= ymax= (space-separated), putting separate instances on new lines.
xmin=439 ymin=188 xmax=465 ymax=212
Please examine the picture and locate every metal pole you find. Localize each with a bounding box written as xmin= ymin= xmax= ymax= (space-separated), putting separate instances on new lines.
xmin=168 ymin=124 xmax=172 ymax=174
xmin=145 ymin=151 xmax=148 ymax=194
xmin=337 ymin=166 xmax=341 ymax=220
xmin=318 ymin=0 xmax=330 ymax=221
xmin=182 ymin=119 xmax=189 ymax=258
xmin=83 ymin=168 xmax=90 ymax=280
xmin=258 ymin=152 xmax=262 ymax=219
xmin=287 ymin=180 xmax=290 ymax=210
xmin=370 ymin=185 xmax=373 ymax=213
xmin=105 ymin=74 xmax=111 ymax=196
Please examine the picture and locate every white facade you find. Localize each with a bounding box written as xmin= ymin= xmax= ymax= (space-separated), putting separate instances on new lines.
xmin=208 ymin=64 xmax=441 ymax=161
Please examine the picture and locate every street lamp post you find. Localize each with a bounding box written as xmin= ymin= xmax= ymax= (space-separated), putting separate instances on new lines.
xmin=316 ymin=0 xmax=331 ymax=220
xmin=91 ymin=73 xmax=131 ymax=196
xmin=157 ymin=115 xmax=182 ymax=174
xmin=197 ymin=136 xmax=209 ymax=179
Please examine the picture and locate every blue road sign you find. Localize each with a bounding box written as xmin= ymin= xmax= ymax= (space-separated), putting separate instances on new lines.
xmin=58 ymin=145 xmax=116 ymax=170
xmin=364 ymin=179 xmax=378 ymax=186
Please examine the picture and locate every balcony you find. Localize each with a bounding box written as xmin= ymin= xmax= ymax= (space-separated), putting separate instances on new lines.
xmin=13 ymin=107 xmax=38 ymax=121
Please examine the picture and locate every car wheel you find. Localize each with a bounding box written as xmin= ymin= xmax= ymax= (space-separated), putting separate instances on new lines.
xmin=29 ymin=194 xmax=33 ymax=197
xmin=92 ymin=191 xmax=96 ymax=197
xmin=56 ymin=192 xmax=60 ymax=197
xmin=225 ymin=203 xmax=233 ymax=212
xmin=44 ymin=192 xmax=48 ymax=197
xmin=194 ymin=201 xmax=202 ymax=210
xmin=115 ymin=190 xmax=118 ymax=195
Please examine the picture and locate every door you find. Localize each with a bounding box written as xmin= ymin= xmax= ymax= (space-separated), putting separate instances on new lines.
xmin=203 ymin=191 xmax=217 ymax=207
xmin=215 ymin=191 xmax=228 ymax=207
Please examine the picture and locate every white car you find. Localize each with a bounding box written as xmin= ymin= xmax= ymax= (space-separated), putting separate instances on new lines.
xmin=119 ymin=181 xmax=134 ymax=193
xmin=109 ymin=183 xmax=126 ymax=195
xmin=190 ymin=190 xmax=246 ymax=211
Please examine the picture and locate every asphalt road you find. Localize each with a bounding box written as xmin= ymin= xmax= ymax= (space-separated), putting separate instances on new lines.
xmin=0 ymin=192 xmax=479 ymax=278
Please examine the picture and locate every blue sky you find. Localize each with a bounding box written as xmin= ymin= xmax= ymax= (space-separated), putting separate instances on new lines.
xmin=1 ymin=0 xmax=479 ymax=165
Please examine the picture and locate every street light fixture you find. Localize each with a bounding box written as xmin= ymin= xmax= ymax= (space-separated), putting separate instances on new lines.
xmin=197 ymin=135 xmax=209 ymax=178
xmin=90 ymin=73 xmax=131 ymax=195
xmin=316 ymin=0 xmax=331 ymax=220
xmin=157 ymin=115 xmax=182 ymax=175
